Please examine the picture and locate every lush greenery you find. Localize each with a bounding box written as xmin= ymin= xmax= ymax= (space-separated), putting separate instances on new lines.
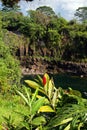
xmin=0 ymin=2 xmax=87 ymax=130
xmin=0 ymin=5 xmax=87 ymax=61
xmin=0 ymin=11 xmax=21 ymax=93
xmin=0 ymin=73 xmax=87 ymax=130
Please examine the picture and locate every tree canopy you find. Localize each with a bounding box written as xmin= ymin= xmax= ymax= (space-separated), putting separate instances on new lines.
xmin=36 ymin=6 xmax=56 ymax=17
xmin=0 ymin=3 xmax=87 ymax=62
xmin=1 ymin=0 xmax=33 ymax=7
xmin=74 ymin=7 xmax=87 ymax=22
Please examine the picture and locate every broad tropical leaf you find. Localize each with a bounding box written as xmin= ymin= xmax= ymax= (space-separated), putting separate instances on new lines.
xmin=32 ymin=116 xmax=46 ymax=126
xmin=38 ymin=105 xmax=55 ymax=112
xmin=25 ymin=80 xmax=42 ymax=89
xmin=48 ymin=79 xmax=54 ymax=99
xmin=25 ymin=80 xmax=45 ymax=94
xmin=64 ymin=123 xmax=70 ymax=130
xmin=31 ymin=97 xmax=45 ymax=115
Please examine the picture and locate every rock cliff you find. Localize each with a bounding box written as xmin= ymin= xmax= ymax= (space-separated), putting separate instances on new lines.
xmin=20 ymin=57 xmax=87 ymax=76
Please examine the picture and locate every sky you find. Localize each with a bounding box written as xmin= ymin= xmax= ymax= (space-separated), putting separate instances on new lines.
xmin=18 ymin=0 xmax=87 ymax=20
xmin=0 ymin=0 xmax=87 ymax=20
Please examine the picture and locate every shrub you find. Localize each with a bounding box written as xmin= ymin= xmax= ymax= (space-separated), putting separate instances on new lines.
xmin=0 ymin=39 xmax=21 ymax=93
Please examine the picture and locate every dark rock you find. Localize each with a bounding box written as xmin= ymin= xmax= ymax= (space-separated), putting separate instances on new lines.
xmin=20 ymin=57 xmax=87 ymax=76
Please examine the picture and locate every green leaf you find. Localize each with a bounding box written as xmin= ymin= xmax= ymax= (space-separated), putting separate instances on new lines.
xmin=16 ymin=90 xmax=29 ymax=106
xmin=68 ymin=87 xmax=82 ymax=97
xmin=52 ymin=89 xmax=58 ymax=108
xmin=31 ymin=88 xmax=38 ymax=105
xmin=44 ymin=73 xmax=50 ymax=81
xmin=32 ymin=116 xmax=46 ymax=126
xmin=78 ymin=122 xmax=83 ymax=130
xmin=59 ymin=117 xmax=73 ymax=126
xmin=24 ymin=87 xmax=30 ymax=102
xmin=48 ymin=79 xmax=54 ymax=99
xmin=38 ymin=105 xmax=55 ymax=112
xmin=35 ymin=94 xmax=50 ymax=104
xmin=21 ymin=122 xmax=30 ymax=130
xmin=36 ymin=75 xmax=43 ymax=85
xmin=25 ymin=80 xmax=45 ymax=94
xmin=47 ymin=117 xmax=72 ymax=129
xmin=31 ymin=97 xmax=45 ymax=115
xmin=64 ymin=123 xmax=70 ymax=130
xmin=25 ymin=80 xmax=41 ymax=89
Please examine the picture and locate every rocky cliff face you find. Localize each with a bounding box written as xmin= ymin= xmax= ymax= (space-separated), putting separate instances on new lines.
xmin=21 ymin=58 xmax=60 ymax=75
xmin=20 ymin=57 xmax=87 ymax=76
xmin=57 ymin=61 xmax=87 ymax=76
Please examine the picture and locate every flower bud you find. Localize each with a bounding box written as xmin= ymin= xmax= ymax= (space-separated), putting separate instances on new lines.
xmin=43 ymin=76 xmax=46 ymax=85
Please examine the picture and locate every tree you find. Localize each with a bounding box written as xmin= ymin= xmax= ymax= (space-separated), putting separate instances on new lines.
xmin=2 ymin=11 xmax=23 ymax=31
xmin=1 ymin=0 xmax=19 ymax=7
xmin=48 ymin=16 xmax=67 ymax=31
xmin=74 ymin=7 xmax=87 ymax=22
xmin=36 ymin=6 xmax=56 ymax=17
xmin=2 ymin=4 xmax=20 ymax=12
xmin=1 ymin=0 xmax=33 ymax=8
xmin=27 ymin=10 xmax=50 ymax=26
xmin=45 ymin=29 xmax=62 ymax=59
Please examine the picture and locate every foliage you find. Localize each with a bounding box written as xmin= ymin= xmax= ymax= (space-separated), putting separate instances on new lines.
xmin=46 ymin=103 xmax=87 ymax=130
xmin=36 ymin=6 xmax=56 ymax=17
xmin=16 ymin=87 xmax=46 ymax=130
xmin=25 ymin=73 xmax=62 ymax=110
xmin=25 ymin=73 xmax=87 ymax=130
xmin=0 ymin=39 xmax=21 ymax=92
xmin=0 ymin=11 xmax=3 ymax=37
xmin=2 ymin=11 xmax=22 ymax=30
xmin=27 ymin=9 xmax=50 ymax=26
xmin=1 ymin=0 xmax=33 ymax=8
xmin=2 ymin=30 xmax=29 ymax=56
xmin=75 ymin=7 xmax=87 ymax=22
xmin=2 ymin=73 xmax=87 ymax=130
xmin=1 ymin=6 xmax=87 ymax=61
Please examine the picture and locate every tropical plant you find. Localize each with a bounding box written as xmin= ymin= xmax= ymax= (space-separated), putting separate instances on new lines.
xmin=25 ymin=73 xmax=87 ymax=130
xmin=25 ymin=73 xmax=63 ymax=110
xmin=16 ymin=87 xmax=46 ymax=130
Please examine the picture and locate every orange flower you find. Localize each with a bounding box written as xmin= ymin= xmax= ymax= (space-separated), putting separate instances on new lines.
xmin=43 ymin=76 xmax=46 ymax=85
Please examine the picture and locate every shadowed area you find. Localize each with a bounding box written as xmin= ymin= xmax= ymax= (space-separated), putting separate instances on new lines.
xmin=1 ymin=0 xmax=33 ymax=7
